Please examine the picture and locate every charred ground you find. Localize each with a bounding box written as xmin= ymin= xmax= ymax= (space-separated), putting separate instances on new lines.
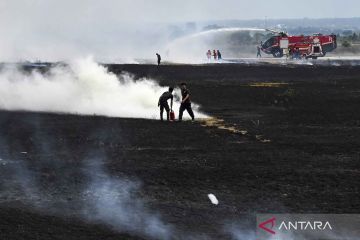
xmin=0 ymin=63 xmax=359 ymax=239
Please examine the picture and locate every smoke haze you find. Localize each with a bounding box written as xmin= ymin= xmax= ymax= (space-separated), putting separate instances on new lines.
xmin=1 ymin=0 xmax=359 ymax=62
xmin=0 ymin=57 xmax=207 ymax=119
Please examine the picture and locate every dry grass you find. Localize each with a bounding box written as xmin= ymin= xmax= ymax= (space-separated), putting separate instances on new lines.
xmin=248 ymin=82 xmax=289 ymax=88
xmin=201 ymin=117 xmax=248 ymax=135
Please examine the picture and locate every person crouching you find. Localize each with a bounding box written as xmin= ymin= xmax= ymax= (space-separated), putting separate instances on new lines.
xmin=158 ymin=87 xmax=173 ymax=121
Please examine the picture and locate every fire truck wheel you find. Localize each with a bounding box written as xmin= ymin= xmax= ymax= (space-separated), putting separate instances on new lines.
xmin=272 ymin=48 xmax=283 ymax=58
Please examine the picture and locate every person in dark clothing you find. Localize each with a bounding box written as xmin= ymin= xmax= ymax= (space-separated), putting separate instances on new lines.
xmin=156 ymin=53 xmax=161 ymax=65
xmin=217 ymin=50 xmax=222 ymax=60
xmin=292 ymin=48 xmax=300 ymax=59
xmin=213 ymin=50 xmax=217 ymax=60
xmin=158 ymin=87 xmax=173 ymax=121
xmin=257 ymin=46 xmax=262 ymax=58
xmin=178 ymin=83 xmax=195 ymax=121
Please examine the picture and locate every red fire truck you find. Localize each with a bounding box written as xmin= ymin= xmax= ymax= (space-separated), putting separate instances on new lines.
xmin=261 ymin=31 xmax=337 ymax=59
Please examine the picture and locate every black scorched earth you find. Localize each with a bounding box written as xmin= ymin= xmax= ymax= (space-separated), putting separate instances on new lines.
xmin=0 ymin=63 xmax=359 ymax=239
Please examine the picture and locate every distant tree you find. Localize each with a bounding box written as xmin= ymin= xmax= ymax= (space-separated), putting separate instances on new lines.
xmin=351 ymin=33 xmax=358 ymax=42
xmin=342 ymin=40 xmax=351 ymax=48
xmin=342 ymin=30 xmax=353 ymax=36
xmin=351 ymin=33 xmax=360 ymax=42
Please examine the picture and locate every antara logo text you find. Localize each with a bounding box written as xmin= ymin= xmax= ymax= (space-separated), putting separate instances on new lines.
xmin=259 ymin=217 xmax=332 ymax=235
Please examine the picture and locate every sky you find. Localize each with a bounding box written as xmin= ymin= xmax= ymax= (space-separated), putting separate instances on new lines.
xmin=1 ymin=0 xmax=359 ymax=23
xmin=0 ymin=0 xmax=359 ymax=61
xmin=113 ymin=0 xmax=358 ymax=21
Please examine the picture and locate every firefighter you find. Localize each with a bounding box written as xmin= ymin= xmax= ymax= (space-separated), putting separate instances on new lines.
xmin=295 ymin=48 xmax=301 ymax=59
xmin=284 ymin=47 xmax=290 ymax=59
xmin=158 ymin=87 xmax=173 ymax=121
xmin=288 ymin=47 xmax=292 ymax=59
xmin=217 ymin=50 xmax=222 ymax=60
xmin=213 ymin=50 xmax=217 ymax=60
xmin=156 ymin=53 xmax=161 ymax=65
xmin=179 ymin=82 xmax=195 ymax=121
xmin=257 ymin=45 xmax=262 ymax=58
xmin=206 ymin=50 xmax=211 ymax=61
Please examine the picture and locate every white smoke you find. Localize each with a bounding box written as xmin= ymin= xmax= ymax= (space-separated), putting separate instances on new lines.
xmin=81 ymin=156 xmax=174 ymax=240
xmin=0 ymin=148 xmax=174 ymax=239
xmin=0 ymin=57 xmax=207 ymax=119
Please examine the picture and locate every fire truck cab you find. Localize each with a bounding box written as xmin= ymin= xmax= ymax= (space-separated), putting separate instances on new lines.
xmin=309 ymin=39 xmax=324 ymax=59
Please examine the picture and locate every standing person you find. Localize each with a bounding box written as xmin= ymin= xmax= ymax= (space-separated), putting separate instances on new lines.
xmin=297 ymin=48 xmax=302 ymax=59
xmin=213 ymin=50 xmax=217 ymax=60
xmin=294 ymin=48 xmax=300 ymax=59
xmin=179 ymin=83 xmax=195 ymax=121
xmin=289 ymin=48 xmax=293 ymax=59
xmin=158 ymin=87 xmax=173 ymax=121
xmin=206 ymin=50 xmax=211 ymax=61
xmin=156 ymin=53 xmax=161 ymax=65
xmin=217 ymin=50 xmax=222 ymax=60
xmin=285 ymin=47 xmax=290 ymax=59
xmin=257 ymin=45 xmax=262 ymax=58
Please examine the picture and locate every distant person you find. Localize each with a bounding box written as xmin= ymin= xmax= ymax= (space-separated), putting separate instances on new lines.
xmin=297 ymin=48 xmax=302 ymax=59
xmin=158 ymin=87 xmax=173 ymax=121
xmin=156 ymin=53 xmax=161 ymax=65
xmin=206 ymin=50 xmax=211 ymax=61
xmin=257 ymin=45 xmax=262 ymax=58
xmin=284 ymin=47 xmax=290 ymax=59
xmin=179 ymin=82 xmax=195 ymax=121
xmin=217 ymin=50 xmax=222 ymax=60
xmin=213 ymin=50 xmax=217 ymax=60
xmin=289 ymin=48 xmax=293 ymax=59
xmin=293 ymin=48 xmax=298 ymax=59
xmin=294 ymin=48 xmax=300 ymax=59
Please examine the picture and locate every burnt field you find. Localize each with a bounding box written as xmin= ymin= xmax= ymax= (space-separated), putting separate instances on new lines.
xmin=0 ymin=63 xmax=360 ymax=239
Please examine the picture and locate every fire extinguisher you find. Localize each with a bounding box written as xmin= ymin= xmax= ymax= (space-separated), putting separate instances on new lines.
xmin=170 ymin=110 xmax=175 ymax=121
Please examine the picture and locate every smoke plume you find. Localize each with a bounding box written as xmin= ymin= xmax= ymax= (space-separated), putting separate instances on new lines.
xmin=0 ymin=57 xmax=207 ymax=119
